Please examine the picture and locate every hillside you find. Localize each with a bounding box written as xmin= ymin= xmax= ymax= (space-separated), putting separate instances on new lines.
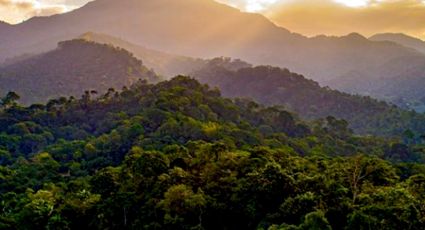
xmin=0 ymin=76 xmax=424 ymax=229
xmin=370 ymin=33 xmax=425 ymax=54
xmin=0 ymin=0 xmax=422 ymax=86
xmin=2 ymin=35 xmax=424 ymax=136
xmin=80 ymin=32 xmax=206 ymax=77
xmin=0 ymin=39 xmax=157 ymax=104
xmin=191 ymin=59 xmax=425 ymax=136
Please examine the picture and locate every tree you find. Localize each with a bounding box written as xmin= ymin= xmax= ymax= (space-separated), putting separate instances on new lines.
xmin=159 ymin=185 xmax=206 ymax=228
xmin=0 ymin=92 xmax=20 ymax=109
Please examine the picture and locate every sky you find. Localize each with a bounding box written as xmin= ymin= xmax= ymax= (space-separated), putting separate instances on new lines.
xmin=1 ymin=0 xmax=425 ymax=40
xmin=0 ymin=0 xmax=90 ymax=23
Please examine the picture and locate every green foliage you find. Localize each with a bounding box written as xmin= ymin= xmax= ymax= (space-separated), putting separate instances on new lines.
xmin=0 ymin=77 xmax=423 ymax=229
xmin=192 ymin=61 xmax=425 ymax=137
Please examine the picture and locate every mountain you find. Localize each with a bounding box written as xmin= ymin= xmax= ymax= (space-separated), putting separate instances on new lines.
xmin=2 ymin=0 xmax=425 ymax=108
xmin=1 ymin=35 xmax=423 ymax=136
xmin=0 ymin=76 xmax=424 ymax=229
xmin=370 ymin=33 xmax=425 ymax=54
xmin=0 ymin=0 xmax=422 ymax=85
xmin=79 ymin=32 xmax=205 ymax=77
xmin=191 ymin=59 xmax=425 ymax=136
xmin=77 ymin=31 xmax=425 ymax=112
xmin=0 ymin=0 xmax=292 ymax=65
xmin=0 ymin=39 xmax=157 ymax=104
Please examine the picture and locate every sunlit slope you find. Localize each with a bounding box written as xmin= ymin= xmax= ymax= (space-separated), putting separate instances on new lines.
xmin=79 ymin=32 xmax=205 ymax=78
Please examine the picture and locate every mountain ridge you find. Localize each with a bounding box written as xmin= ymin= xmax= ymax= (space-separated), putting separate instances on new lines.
xmin=0 ymin=0 xmax=420 ymax=82
xmin=370 ymin=33 xmax=425 ymax=54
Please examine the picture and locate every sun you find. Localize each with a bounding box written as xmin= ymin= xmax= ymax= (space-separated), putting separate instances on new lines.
xmin=220 ymin=0 xmax=371 ymax=13
xmin=217 ymin=0 xmax=278 ymax=13
xmin=244 ymin=0 xmax=278 ymax=12
xmin=334 ymin=0 xmax=369 ymax=7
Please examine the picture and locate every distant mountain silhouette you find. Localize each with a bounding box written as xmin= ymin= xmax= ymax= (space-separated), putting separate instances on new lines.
xmin=370 ymin=33 xmax=425 ymax=54
xmin=0 ymin=39 xmax=157 ymax=104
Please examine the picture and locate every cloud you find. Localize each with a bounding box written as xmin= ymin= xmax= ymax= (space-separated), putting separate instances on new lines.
xmin=217 ymin=0 xmax=425 ymax=39
xmin=217 ymin=0 xmax=279 ymax=12
xmin=264 ymin=0 xmax=425 ymax=39
xmin=1 ymin=0 xmax=425 ymax=40
xmin=0 ymin=0 xmax=73 ymax=23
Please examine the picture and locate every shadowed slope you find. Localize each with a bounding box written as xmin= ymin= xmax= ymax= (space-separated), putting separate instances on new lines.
xmin=0 ymin=39 xmax=157 ymax=104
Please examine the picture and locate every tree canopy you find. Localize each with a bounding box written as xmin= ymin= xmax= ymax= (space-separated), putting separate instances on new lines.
xmin=0 ymin=76 xmax=424 ymax=229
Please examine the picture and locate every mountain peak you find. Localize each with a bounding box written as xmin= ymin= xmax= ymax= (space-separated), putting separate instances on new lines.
xmin=344 ymin=32 xmax=367 ymax=41
xmin=370 ymin=33 xmax=425 ymax=53
xmin=0 ymin=0 xmax=290 ymax=62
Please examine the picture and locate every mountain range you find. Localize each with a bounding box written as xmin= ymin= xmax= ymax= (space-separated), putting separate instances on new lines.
xmin=1 ymin=35 xmax=425 ymax=137
xmin=2 ymin=0 xmax=425 ymax=111
xmin=1 ymin=0 xmax=425 ymax=133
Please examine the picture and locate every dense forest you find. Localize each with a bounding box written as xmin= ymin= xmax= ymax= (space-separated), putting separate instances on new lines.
xmin=191 ymin=58 xmax=425 ymax=137
xmin=1 ymin=1 xmax=425 ymax=229
xmin=0 ymin=76 xmax=424 ymax=229
xmin=0 ymin=40 xmax=157 ymax=104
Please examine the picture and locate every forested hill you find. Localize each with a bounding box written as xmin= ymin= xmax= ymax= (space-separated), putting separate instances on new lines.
xmin=0 ymin=39 xmax=157 ymax=104
xmin=0 ymin=76 xmax=424 ymax=229
xmin=191 ymin=59 xmax=425 ymax=137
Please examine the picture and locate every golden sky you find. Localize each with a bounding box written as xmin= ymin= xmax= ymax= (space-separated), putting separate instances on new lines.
xmin=0 ymin=0 xmax=89 ymax=23
xmin=1 ymin=0 xmax=425 ymax=40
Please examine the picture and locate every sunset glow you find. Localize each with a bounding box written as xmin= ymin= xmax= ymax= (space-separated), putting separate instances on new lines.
xmin=334 ymin=0 xmax=369 ymax=7
xmin=1 ymin=0 xmax=425 ymax=39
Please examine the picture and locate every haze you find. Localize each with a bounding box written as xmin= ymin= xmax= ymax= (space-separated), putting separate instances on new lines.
xmin=1 ymin=0 xmax=425 ymax=39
